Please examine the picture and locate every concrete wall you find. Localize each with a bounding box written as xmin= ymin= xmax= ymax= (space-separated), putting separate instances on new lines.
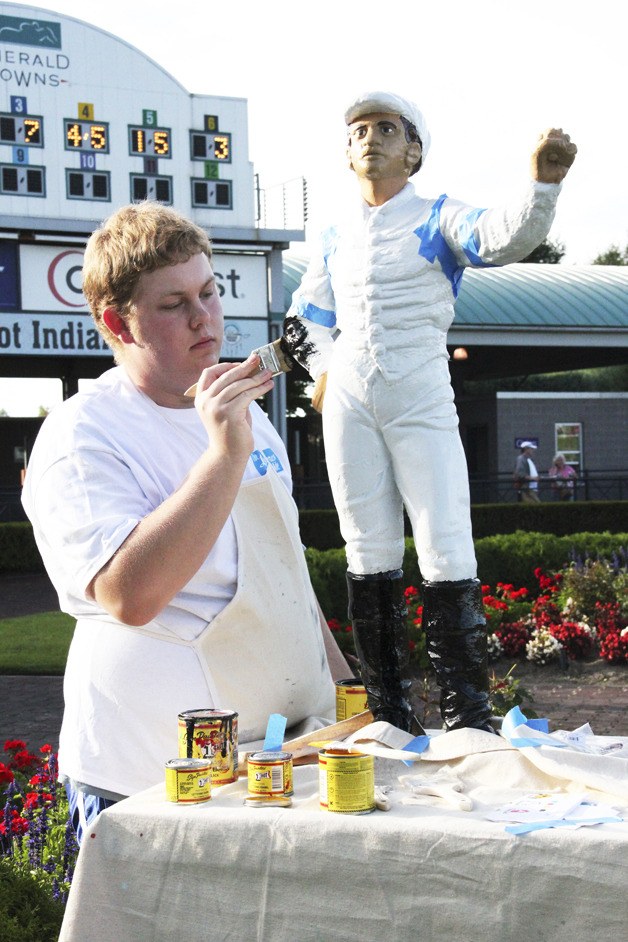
xmin=495 ymin=392 xmax=628 ymax=474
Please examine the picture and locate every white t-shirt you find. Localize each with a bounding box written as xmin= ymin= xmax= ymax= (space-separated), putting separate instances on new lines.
xmin=528 ymin=458 xmax=539 ymax=490
xmin=22 ymin=367 xmax=296 ymax=795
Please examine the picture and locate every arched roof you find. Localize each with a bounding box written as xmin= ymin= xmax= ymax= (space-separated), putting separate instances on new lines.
xmin=283 ymin=258 xmax=628 ymax=331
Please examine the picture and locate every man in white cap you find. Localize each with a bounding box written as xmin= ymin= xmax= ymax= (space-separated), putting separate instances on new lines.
xmin=515 ymin=441 xmax=541 ymax=503
xmin=278 ymin=90 xmax=576 ymax=733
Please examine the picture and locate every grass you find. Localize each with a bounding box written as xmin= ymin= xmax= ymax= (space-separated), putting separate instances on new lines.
xmin=0 ymin=612 xmax=74 ymax=675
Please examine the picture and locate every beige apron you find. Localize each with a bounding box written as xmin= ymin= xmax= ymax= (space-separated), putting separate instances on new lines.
xmin=151 ymin=466 xmax=336 ymax=742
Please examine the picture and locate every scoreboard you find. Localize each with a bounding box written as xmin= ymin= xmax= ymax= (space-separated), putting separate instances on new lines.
xmin=0 ymin=5 xmax=256 ymax=226
xmin=0 ymin=2 xmax=302 ymax=384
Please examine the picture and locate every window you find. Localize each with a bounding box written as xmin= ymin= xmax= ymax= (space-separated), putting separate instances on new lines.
xmin=554 ymin=422 xmax=582 ymax=470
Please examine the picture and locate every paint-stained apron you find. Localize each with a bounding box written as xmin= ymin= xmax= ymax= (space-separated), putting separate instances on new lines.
xmin=150 ymin=465 xmax=336 ymax=742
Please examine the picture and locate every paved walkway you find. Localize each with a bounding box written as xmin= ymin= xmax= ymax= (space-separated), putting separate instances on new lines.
xmin=1 ymin=572 xmax=64 ymax=760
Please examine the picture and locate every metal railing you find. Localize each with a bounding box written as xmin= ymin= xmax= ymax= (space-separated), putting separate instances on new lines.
xmin=292 ymin=471 xmax=628 ymax=510
xmin=2 ymin=471 xmax=626 ymax=522
xmin=468 ymin=471 xmax=628 ymax=505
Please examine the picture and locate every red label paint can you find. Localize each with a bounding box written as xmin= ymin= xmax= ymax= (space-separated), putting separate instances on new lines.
xmin=178 ymin=709 xmax=238 ymax=786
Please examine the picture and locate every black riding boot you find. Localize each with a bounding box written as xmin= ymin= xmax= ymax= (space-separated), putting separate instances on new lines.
xmin=422 ymin=578 xmax=494 ymax=732
xmin=347 ymin=570 xmax=424 ymax=734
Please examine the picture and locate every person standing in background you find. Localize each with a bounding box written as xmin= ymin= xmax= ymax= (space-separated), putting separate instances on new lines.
xmin=514 ymin=441 xmax=541 ymax=503
xmin=548 ymin=452 xmax=577 ymax=501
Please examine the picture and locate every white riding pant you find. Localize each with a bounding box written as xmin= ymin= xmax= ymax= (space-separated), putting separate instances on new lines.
xmin=323 ymin=350 xmax=477 ymax=582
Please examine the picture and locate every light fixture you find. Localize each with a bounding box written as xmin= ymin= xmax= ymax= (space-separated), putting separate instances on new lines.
xmin=452 ymin=347 xmax=468 ymax=360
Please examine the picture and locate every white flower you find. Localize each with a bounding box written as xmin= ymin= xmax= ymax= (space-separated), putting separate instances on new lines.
xmin=526 ymin=628 xmax=563 ymax=665
xmin=487 ymin=633 xmax=504 ymax=662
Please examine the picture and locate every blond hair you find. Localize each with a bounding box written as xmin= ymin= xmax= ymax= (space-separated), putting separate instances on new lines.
xmin=82 ymin=202 xmax=212 ymax=356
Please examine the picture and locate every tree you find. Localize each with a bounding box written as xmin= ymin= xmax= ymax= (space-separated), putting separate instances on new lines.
xmin=521 ymin=238 xmax=565 ymax=264
xmin=592 ymin=244 xmax=628 ymax=265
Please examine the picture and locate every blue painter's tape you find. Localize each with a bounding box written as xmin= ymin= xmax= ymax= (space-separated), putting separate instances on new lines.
xmin=401 ymin=734 xmax=430 ymax=766
xmin=295 ymin=297 xmax=336 ymax=328
xmin=506 ymin=816 xmax=623 ymax=836
xmin=502 ymin=706 xmax=554 ymax=747
xmin=413 ymin=195 xmax=494 ymax=297
xmin=263 ymin=714 xmax=287 ymax=752
xmin=457 ymin=206 xmax=489 ymax=266
xmin=510 ymin=736 xmax=568 ymax=749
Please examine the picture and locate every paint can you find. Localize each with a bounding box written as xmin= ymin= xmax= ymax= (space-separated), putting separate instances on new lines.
xmin=319 ymin=748 xmax=375 ymax=814
xmin=335 ymin=678 xmax=368 ymax=721
xmin=165 ymin=758 xmax=211 ymax=804
xmin=247 ymin=751 xmax=294 ymax=798
xmin=178 ymin=709 xmax=238 ymax=786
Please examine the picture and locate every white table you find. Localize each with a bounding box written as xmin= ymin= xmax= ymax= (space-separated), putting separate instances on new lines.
xmin=59 ymin=736 xmax=628 ymax=942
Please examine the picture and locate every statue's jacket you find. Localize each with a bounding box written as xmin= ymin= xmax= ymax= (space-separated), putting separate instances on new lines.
xmin=286 ymin=180 xmax=561 ymax=382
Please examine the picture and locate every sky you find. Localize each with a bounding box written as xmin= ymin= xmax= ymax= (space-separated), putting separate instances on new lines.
xmin=1 ymin=0 xmax=626 ymax=414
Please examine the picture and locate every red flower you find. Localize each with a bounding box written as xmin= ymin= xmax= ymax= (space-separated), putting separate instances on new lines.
xmin=0 ymin=762 xmax=15 ymax=786
xmin=495 ymin=621 xmax=530 ymax=657
xmin=404 ymin=586 xmax=419 ymax=600
xmin=11 ymin=749 xmax=38 ymax=770
xmin=24 ymin=790 xmax=54 ymax=811
xmin=0 ymin=809 xmax=29 ymax=836
xmin=39 ymin=744 xmax=53 ymax=755
xmin=3 ymin=739 xmax=27 ymax=752
xmin=549 ymin=622 xmax=595 ymax=660
xmin=327 ymin=618 xmax=343 ymax=632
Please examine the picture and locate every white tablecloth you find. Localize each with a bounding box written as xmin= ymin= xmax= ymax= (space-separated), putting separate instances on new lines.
xmin=59 ymin=729 xmax=628 ymax=942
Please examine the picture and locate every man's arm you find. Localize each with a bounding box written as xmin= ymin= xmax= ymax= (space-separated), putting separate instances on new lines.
xmin=88 ymin=356 xmax=274 ymax=626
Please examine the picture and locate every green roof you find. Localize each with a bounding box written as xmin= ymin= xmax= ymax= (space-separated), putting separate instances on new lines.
xmin=283 ymin=259 xmax=628 ymax=330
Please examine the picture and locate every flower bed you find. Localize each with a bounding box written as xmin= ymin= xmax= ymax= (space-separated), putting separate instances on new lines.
xmin=328 ymin=556 xmax=628 ymax=674
xmin=1 ymin=738 xmax=78 ymax=936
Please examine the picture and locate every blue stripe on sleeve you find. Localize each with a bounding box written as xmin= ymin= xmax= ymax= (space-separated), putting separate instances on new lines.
xmin=458 ymin=206 xmax=491 ymax=266
xmin=414 ymin=196 xmax=494 ymax=298
xmin=295 ymin=297 xmax=337 ymax=328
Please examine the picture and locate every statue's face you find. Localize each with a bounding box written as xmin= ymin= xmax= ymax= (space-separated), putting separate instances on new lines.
xmin=346 ymin=112 xmax=421 ymax=181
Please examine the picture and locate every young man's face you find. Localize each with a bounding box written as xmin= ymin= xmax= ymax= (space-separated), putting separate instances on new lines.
xmin=346 ymin=112 xmax=418 ymax=182
xmin=124 ymin=252 xmax=224 ymax=402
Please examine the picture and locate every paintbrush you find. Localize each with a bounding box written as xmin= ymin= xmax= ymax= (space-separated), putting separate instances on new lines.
xmin=184 ymin=339 xmax=293 ymax=398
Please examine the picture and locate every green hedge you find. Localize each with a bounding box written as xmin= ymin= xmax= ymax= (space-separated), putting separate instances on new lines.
xmin=469 ymin=502 xmax=628 ymax=540
xmin=3 ymin=522 xmax=626 ymax=623
xmin=306 ymin=531 xmax=628 ymax=620
xmin=0 ymin=523 xmax=43 ymax=573
xmin=3 ymin=502 xmax=625 ymax=571
xmin=299 ymin=501 xmax=628 ymax=550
